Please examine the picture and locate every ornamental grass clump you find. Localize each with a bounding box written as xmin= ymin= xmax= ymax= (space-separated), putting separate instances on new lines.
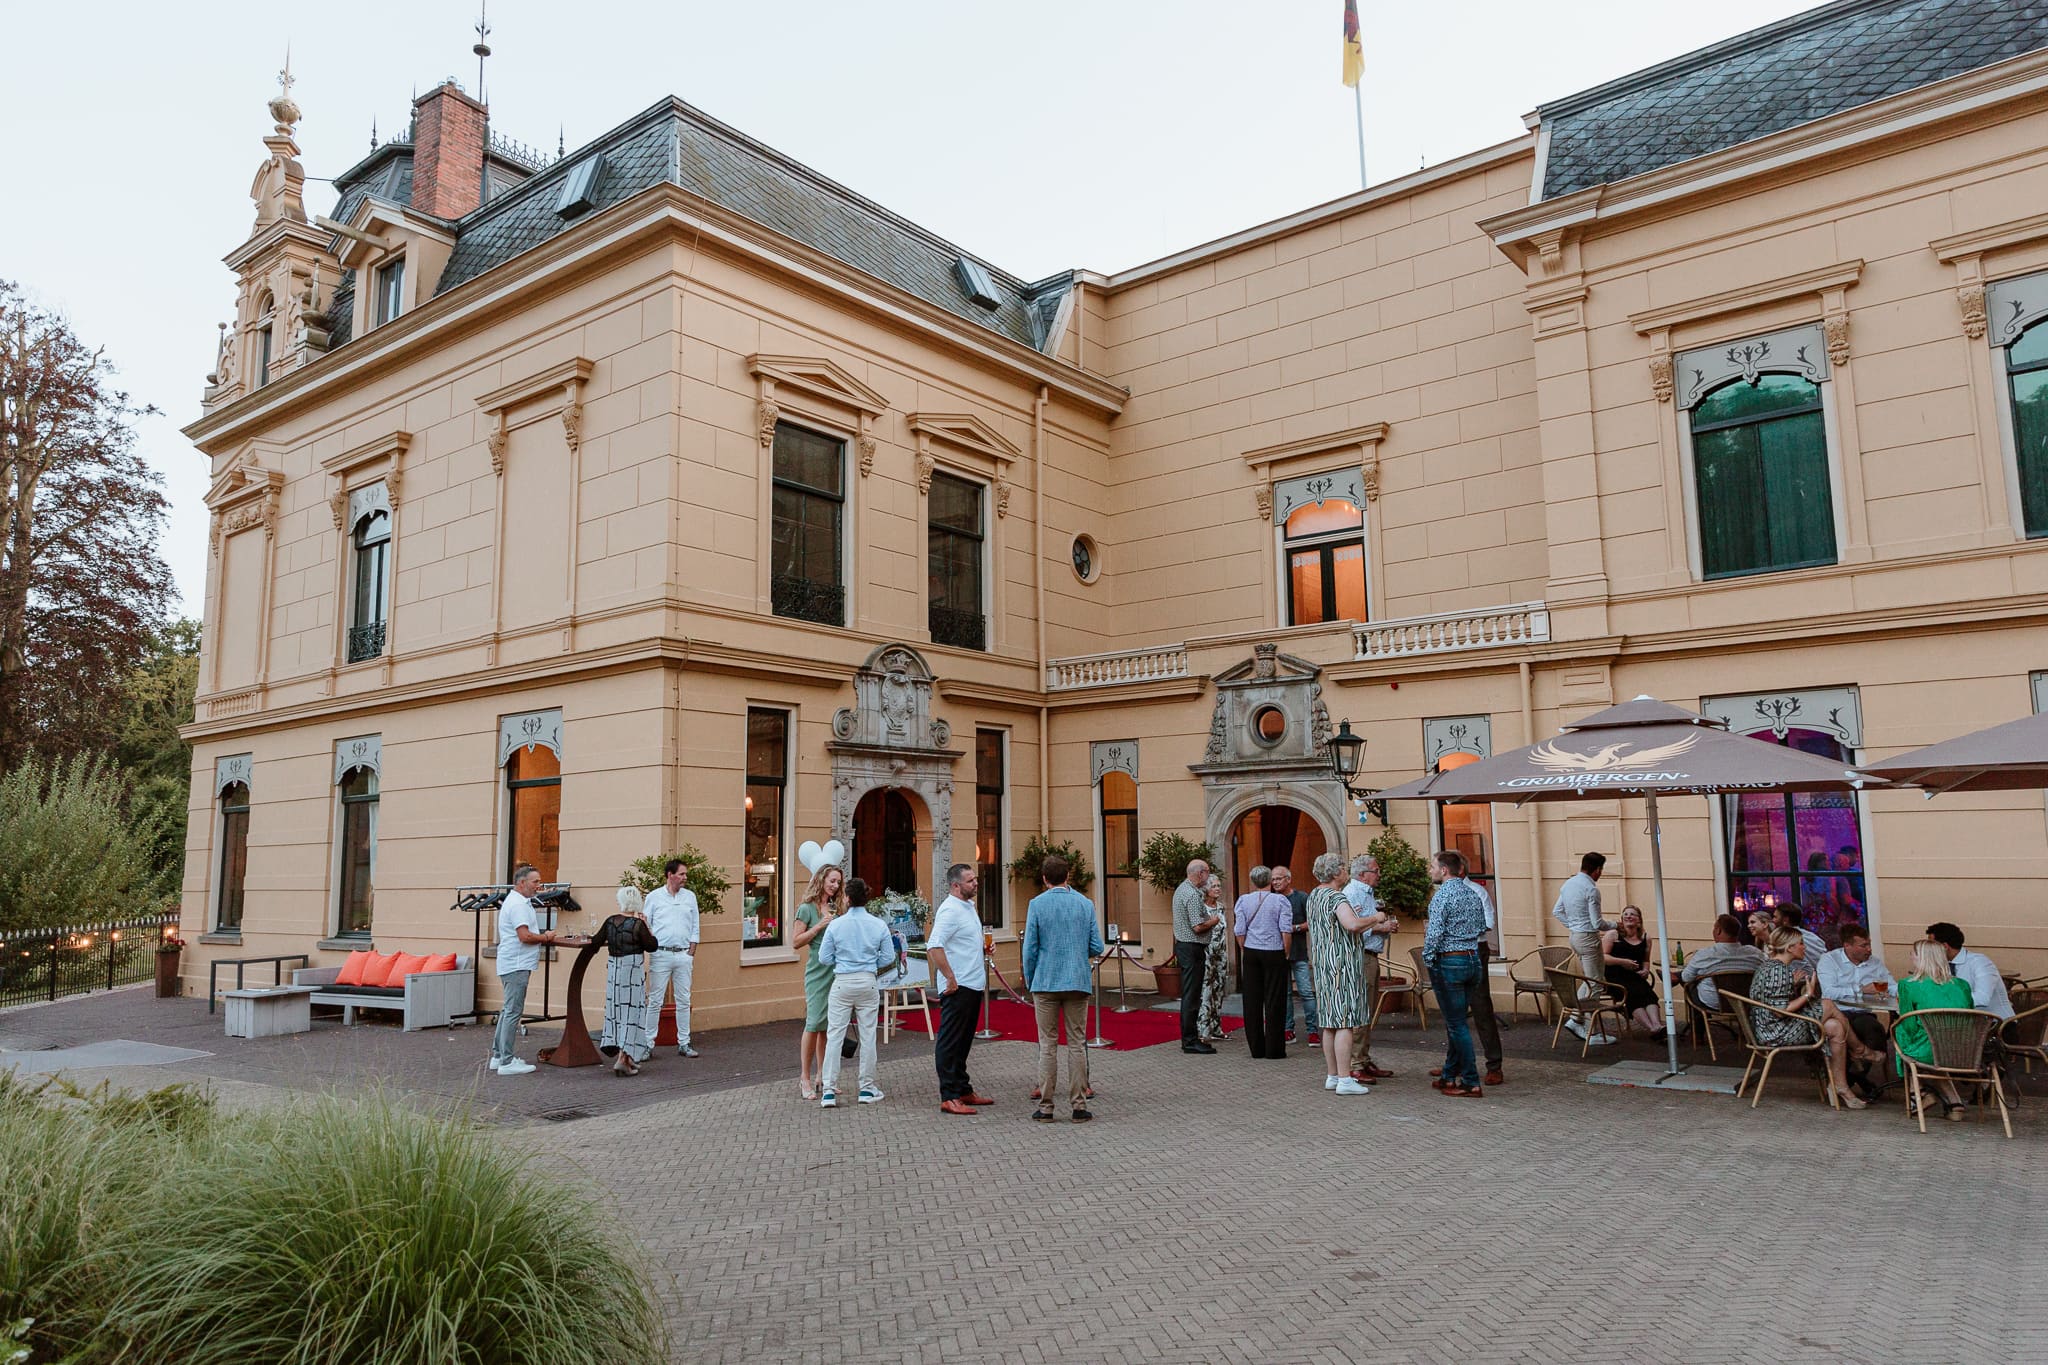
xmin=106 ymin=1090 xmax=667 ymax=1365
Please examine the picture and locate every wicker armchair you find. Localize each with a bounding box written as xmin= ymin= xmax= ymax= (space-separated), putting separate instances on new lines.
xmin=1511 ymin=946 xmax=1572 ymax=1023
xmin=1999 ymin=989 xmax=2048 ymax=1077
xmin=1889 ymin=1007 xmax=2010 ymax=1138
xmin=1681 ymin=969 xmax=1756 ymax=1063
xmin=1718 ymin=991 xmax=1836 ymax=1110
xmin=1541 ymin=962 xmax=1628 ymax=1057
xmin=1372 ymin=953 xmax=1426 ymax=1029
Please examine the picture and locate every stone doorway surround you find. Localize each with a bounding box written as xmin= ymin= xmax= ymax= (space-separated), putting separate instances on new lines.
xmin=827 ymin=644 xmax=962 ymax=897
xmin=1188 ymin=643 xmax=1349 ymax=872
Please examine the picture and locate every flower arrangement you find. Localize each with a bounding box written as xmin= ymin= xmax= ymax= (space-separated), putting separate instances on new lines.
xmin=156 ymin=931 xmax=185 ymax=956
xmin=877 ymin=889 xmax=933 ymax=935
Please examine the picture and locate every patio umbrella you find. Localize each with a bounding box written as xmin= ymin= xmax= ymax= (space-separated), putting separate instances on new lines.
xmin=1372 ymin=695 xmax=1878 ymax=1079
xmin=1856 ymin=710 xmax=2048 ymax=793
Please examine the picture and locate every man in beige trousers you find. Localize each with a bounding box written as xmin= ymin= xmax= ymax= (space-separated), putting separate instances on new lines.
xmin=1021 ymin=854 xmax=1106 ymax=1123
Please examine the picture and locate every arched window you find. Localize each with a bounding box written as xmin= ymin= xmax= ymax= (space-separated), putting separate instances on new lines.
xmin=2004 ymin=317 xmax=2048 ymax=537
xmin=1099 ymin=768 xmax=1139 ymax=943
xmin=217 ymin=781 xmax=251 ymax=931
xmin=348 ymin=507 xmax=391 ymax=663
xmin=1724 ymin=726 xmax=1865 ymax=941
xmin=1283 ymin=498 xmax=1367 ymax=626
xmin=1689 ymin=373 xmax=1835 ymax=578
xmin=337 ymin=765 xmax=378 ymax=936
xmin=255 ymin=292 xmax=275 ymax=389
xmin=505 ymin=742 xmax=561 ymax=882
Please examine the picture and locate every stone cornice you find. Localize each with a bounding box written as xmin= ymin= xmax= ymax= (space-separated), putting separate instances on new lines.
xmin=185 ymin=183 xmax=1127 ymax=453
xmin=1627 ymin=261 xmax=1864 ymax=335
xmin=1931 ymin=211 xmax=2048 ymax=264
xmin=222 ymin=216 xmax=333 ymax=274
xmin=1482 ymin=47 xmax=2048 ymax=265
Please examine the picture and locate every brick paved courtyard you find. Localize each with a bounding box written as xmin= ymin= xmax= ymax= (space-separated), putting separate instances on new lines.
xmin=7 ymin=988 xmax=2048 ymax=1363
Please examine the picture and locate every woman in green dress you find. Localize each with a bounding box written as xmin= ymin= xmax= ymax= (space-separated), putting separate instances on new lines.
xmin=1895 ymin=938 xmax=1974 ymax=1121
xmin=1307 ymin=850 xmax=1374 ymax=1096
xmin=791 ymin=864 xmax=845 ymax=1100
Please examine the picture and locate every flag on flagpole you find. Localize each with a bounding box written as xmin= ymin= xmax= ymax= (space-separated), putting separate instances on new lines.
xmin=1342 ymin=0 xmax=1365 ymax=88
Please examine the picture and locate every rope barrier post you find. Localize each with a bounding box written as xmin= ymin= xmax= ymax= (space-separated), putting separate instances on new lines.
xmin=1085 ymin=953 xmax=1113 ymax=1048
xmin=973 ymin=941 xmax=1001 ymax=1040
xmin=1112 ymin=944 xmax=1136 ymax=1013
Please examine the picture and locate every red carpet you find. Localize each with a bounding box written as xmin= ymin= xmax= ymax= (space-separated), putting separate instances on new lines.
xmin=893 ymin=995 xmax=1241 ymax=1050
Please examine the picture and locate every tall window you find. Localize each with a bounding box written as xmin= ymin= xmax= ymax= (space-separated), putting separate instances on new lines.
xmin=1725 ymin=727 xmax=1865 ymax=944
xmin=1432 ymin=754 xmax=1495 ymax=906
xmin=2005 ymin=318 xmax=2048 ymax=537
xmin=375 ymin=257 xmax=405 ymax=327
xmin=506 ymin=744 xmax=561 ymax=882
xmin=1284 ymin=498 xmax=1368 ymax=626
xmin=1099 ymin=770 xmax=1139 ymax=943
xmin=349 ymin=507 xmax=390 ymax=663
xmin=1690 ymin=374 xmax=1836 ymax=578
xmin=337 ymin=766 xmax=378 ymax=936
xmin=255 ymin=293 xmax=275 ymax=388
xmin=928 ymin=472 xmax=985 ymax=651
xmin=744 ymin=708 xmax=790 ymax=948
xmin=770 ymin=423 xmax=845 ymax=626
xmin=217 ymin=781 xmax=250 ymax=932
xmin=975 ymin=730 xmax=1005 ymax=929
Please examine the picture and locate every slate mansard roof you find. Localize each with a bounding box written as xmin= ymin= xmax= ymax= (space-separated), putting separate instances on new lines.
xmin=323 ymin=98 xmax=1067 ymax=355
xmin=1537 ymin=0 xmax=2048 ymax=199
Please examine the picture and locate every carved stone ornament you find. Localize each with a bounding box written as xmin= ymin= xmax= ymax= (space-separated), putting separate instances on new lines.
xmin=1190 ymin=646 xmax=1330 ymax=777
xmin=828 ymin=644 xmax=954 ymax=753
xmin=1676 ymin=323 xmax=1830 ymax=411
xmin=487 ymin=424 xmax=507 ymax=477
xmin=1254 ymin=486 xmax=1273 ymax=521
xmin=214 ymin=752 xmax=254 ymax=796
xmin=1272 ymin=468 xmax=1368 ymax=525
xmin=220 ymin=498 xmax=276 ymax=539
xmin=1090 ymin=740 xmax=1140 ymax=785
xmin=1959 ymin=284 xmax=1988 ymax=341
xmin=346 ymin=481 xmax=391 ymax=530
xmin=1987 ymin=272 xmax=2048 ymax=348
xmin=1423 ymin=715 xmax=1492 ymax=766
xmin=333 ymin=734 xmax=383 ymax=785
xmin=1309 ymin=683 xmax=1333 ymax=760
xmin=857 ymin=434 xmax=877 ymax=478
xmin=915 ymin=453 xmax=935 ymax=495
xmin=497 ymin=709 xmax=564 ymax=767
xmin=994 ymin=480 xmax=1011 ymax=519
xmin=328 ymin=489 xmax=348 ymax=529
xmin=758 ymin=399 xmax=781 ymax=449
xmin=1823 ymin=314 xmax=1851 ymax=368
xmin=1648 ymin=353 xmax=1675 ymax=403
xmin=1253 ymin=642 xmax=1280 ymax=680
xmin=1701 ymin=687 xmax=1862 ymax=751
xmin=826 ymin=643 xmax=960 ymax=895
xmin=561 ymin=402 xmax=583 ymax=456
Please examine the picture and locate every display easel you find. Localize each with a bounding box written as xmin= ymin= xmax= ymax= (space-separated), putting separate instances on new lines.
xmin=450 ymin=882 xmax=575 ymax=1026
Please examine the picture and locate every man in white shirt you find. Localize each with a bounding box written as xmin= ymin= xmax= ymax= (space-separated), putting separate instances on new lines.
xmin=927 ymin=863 xmax=993 ymax=1115
xmin=1551 ymin=852 xmax=1613 ymax=1035
xmin=1818 ymin=923 xmax=1896 ymax=1095
xmin=1680 ymin=913 xmax=1765 ymax=1010
xmin=1928 ymin=921 xmax=2014 ymax=1020
xmin=490 ymin=863 xmax=560 ymax=1076
xmin=643 ymin=857 xmax=703 ymax=1057
xmin=1342 ymin=855 xmax=1401 ymax=1082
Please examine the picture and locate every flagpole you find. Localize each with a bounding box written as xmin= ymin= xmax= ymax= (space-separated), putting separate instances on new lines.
xmin=1353 ymin=83 xmax=1367 ymax=189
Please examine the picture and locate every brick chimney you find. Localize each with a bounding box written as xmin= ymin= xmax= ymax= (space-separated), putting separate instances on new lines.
xmin=409 ymin=81 xmax=487 ymax=219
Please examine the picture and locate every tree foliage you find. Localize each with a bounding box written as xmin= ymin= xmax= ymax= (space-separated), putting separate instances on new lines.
xmin=0 ymin=754 xmax=172 ymax=932
xmin=1007 ymin=834 xmax=1094 ymax=895
xmin=0 ymin=281 xmax=175 ymax=768
xmin=115 ymin=619 xmax=200 ymax=884
xmin=1366 ymin=828 xmax=1434 ymax=916
xmin=1132 ymin=830 xmax=1217 ymax=894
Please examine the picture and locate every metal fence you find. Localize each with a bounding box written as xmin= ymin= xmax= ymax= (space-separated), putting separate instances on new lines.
xmin=0 ymin=916 xmax=179 ymax=1011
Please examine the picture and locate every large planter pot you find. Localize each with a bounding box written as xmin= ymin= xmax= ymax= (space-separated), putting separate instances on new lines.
xmin=154 ymin=950 xmax=181 ymax=998
xmin=1152 ymin=961 xmax=1182 ymax=1000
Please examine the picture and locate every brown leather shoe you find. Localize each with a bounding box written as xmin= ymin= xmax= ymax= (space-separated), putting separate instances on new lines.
xmin=940 ymin=1099 xmax=978 ymax=1115
xmin=1485 ymin=1070 xmax=1506 ymax=1086
xmin=964 ymin=1092 xmax=996 ymax=1106
xmin=1361 ymin=1065 xmax=1397 ymax=1079
xmin=1441 ymin=1084 xmax=1484 ymax=1098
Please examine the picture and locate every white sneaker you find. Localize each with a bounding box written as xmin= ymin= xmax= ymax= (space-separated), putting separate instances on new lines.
xmin=820 ymin=1090 xmax=838 ymax=1108
xmin=1565 ymin=1017 xmax=1588 ymax=1039
xmin=1588 ymin=1033 xmax=1616 ymax=1047
xmin=858 ymin=1087 xmax=884 ymax=1104
xmin=487 ymin=1056 xmax=502 ymax=1071
xmin=1334 ymin=1076 xmax=1372 ymax=1095
xmin=496 ymin=1058 xmax=535 ymax=1076
xmin=1324 ymin=1075 xmax=1341 ymax=1091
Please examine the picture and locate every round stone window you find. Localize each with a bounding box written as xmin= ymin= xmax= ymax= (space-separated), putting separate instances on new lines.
xmin=1071 ymin=534 xmax=1101 ymax=583
xmin=1251 ymin=705 xmax=1287 ymax=748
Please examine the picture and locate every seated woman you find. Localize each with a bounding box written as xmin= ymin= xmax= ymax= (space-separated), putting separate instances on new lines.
xmin=1600 ymin=905 xmax=1664 ymax=1034
xmin=1894 ymin=938 xmax=1975 ymax=1122
xmin=1748 ymin=926 xmax=1877 ymax=1110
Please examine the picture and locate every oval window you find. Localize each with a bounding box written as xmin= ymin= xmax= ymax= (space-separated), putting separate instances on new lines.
xmin=1071 ymin=534 xmax=1100 ymax=583
xmin=1252 ymin=705 xmax=1287 ymax=747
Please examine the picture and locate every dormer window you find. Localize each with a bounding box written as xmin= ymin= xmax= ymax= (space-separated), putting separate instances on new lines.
xmin=374 ymin=257 xmax=405 ymax=328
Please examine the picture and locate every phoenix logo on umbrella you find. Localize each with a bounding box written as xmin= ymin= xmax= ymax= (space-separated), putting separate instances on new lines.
xmin=1528 ymin=734 xmax=1700 ymax=772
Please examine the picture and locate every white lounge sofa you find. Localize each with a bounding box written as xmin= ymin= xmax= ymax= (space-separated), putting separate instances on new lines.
xmin=292 ymin=956 xmax=475 ymax=1031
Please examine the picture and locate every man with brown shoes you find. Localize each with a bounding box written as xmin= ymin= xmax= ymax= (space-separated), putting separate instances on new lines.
xmin=928 ymin=863 xmax=996 ymax=1115
xmin=1342 ymin=854 xmax=1401 ymax=1083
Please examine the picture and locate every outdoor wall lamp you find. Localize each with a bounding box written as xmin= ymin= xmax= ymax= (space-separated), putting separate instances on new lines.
xmin=1325 ymin=720 xmax=1388 ymax=824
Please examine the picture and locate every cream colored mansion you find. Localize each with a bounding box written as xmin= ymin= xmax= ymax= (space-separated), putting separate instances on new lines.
xmin=181 ymin=2 xmax=2048 ymax=1025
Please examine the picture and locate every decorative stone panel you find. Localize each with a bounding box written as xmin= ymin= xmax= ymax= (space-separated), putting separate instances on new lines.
xmin=1702 ymin=687 xmax=1861 ymax=750
xmin=1090 ymin=740 xmax=1139 ymax=785
xmin=334 ymin=734 xmax=382 ymax=784
xmin=1676 ymin=323 xmax=1830 ymax=410
xmin=498 ymin=709 xmax=563 ymax=767
xmin=214 ymin=753 xmax=253 ymax=795
xmin=1988 ymin=272 xmax=2048 ymax=348
xmin=1424 ymin=716 xmax=1492 ymax=766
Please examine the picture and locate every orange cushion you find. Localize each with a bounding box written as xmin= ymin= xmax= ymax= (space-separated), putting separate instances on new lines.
xmin=423 ymin=953 xmax=459 ymax=974
xmin=380 ymin=953 xmax=430 ymax=987
xmin=355 ymin=951 xmax=397 ymax=988
xmin=334 ymin=950 xmax=375 ymax=987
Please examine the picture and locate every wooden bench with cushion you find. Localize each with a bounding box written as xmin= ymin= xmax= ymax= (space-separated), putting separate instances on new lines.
xmin=292 ymin=950 xmax=474 ymax=1031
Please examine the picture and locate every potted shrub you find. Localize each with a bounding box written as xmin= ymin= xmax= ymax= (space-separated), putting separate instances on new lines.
xmin=1007 ymin=835 xmax=1093 ymax=894
xmin=154 ymin=931 xmax=185 ymax=999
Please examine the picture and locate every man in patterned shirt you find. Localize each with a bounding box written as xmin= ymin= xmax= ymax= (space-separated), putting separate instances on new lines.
xmin=1423 ymin=849 xmax=1490 ymax=1098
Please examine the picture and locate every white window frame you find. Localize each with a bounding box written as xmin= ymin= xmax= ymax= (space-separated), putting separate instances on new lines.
xmin=1090 ymin=740 xmax=1141 ymax=947
xmin=1673 ymin=323 xmax=1847 ymax=583
xmin=926 ymin=468 xmax=992 ymax=653
xmin=767 ymin=419 xmax=856 ymax=630
xmin=740 ymin=704 xmax=800 ymax=967
xmin=1985 ymin=271 xmax=2048 ymax=542
xmin=974 ymin=726 xmax=1012 ymax=937
xmin=1272 ymin=468 xmax=1376 ymax=627
xmin=330 ymin=736 xmax=382 ymax=941
xmin=374 ymin=255 xmax=406 ymax=328
xmin=495 ymin=708 xmax=564 ymax=882
xmin=209 ymin=754 xmax=254 ymax=935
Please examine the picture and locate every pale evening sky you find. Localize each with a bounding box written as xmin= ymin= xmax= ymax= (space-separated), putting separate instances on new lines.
xmin=0 ymin=0 xmax=1821 ymax=617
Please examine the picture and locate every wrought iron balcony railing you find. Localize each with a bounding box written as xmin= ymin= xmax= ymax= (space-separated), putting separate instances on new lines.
xmin=771 ymin=575 xmax=845 ymax=627
xmin=928 ymin=605 xmax=986 ymax=651
xmin=347 ymin=622 xmax=387 ymax=664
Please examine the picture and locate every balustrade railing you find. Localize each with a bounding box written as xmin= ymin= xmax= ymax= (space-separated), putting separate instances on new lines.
xmin=1352 ymin=602 xmax=1550 ymax=660
xmin=1045 ymin=644 xmax=1191 ymax=692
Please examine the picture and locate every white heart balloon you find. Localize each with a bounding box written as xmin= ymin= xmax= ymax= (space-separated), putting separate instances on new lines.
xmin=797 ymin=840 xmax=824 ymax=874
xmin=819 ymin=839 xmax=846 ymax=870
